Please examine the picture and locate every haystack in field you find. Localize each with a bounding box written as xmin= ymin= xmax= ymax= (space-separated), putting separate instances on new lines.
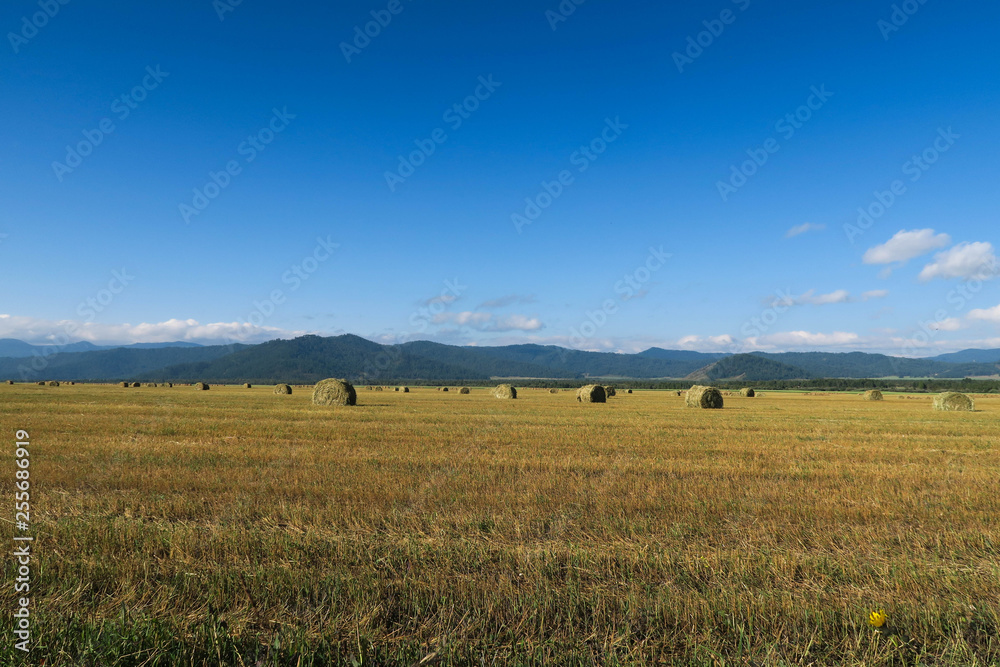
xmin=933 ymin=392 xmax=974 ymax=412
xmin=131 ymin=382 xmax=141 ymax=388
xmin=394 ymin=387 xmax=400 ymax=392
xmin=675 ymin=390 xmax=683 ymax=396
xmin=194 ymin=382 xmax=209 ymax=391
xmin=145 ymin=383 xmax=157 ymax=388
xmin=863 ymin=390 xmax=883 ymax=401
xmin=375 ymin=386 xmax=383 ymax=392
xmin=120 ymin=381 xmax=129 ymax=388
xmin=492 ymin=384 xmax=517 ymax=399
xmin=459 ymin=387 xmax=470 ymax=394
xmin=577 ymin=384 xmax=607 ymax=403
xmin=686 ymin=385 xmax=723 ymax=409
xmin=244 ymin=383 xmax=252 ymax=389
xmin=46 ymin=381 xmax=59 ymax=387
xmin=740 ymin=388 xmax=755 ymax=397
xmin=549 ymin=388 xmax=559 ymax=394
xmin=604 ymin=386 xmax=616 ymax=397
xmin=273 ymin=384 xmax=292 ymax=395
xmin=6 ymin=380 xmax=13 ymax=385
xmin=441 ymin=387 xmax=449 ymax=392
xmin=402 ymin=387 xmax=409 ymax=393
xmin=167 ymin=383 xmax=173 ymax=388
xmin=626 ymin=389 xmax=633 ymax=394
xmin=312 ymin=378 xmax=356 ymax=406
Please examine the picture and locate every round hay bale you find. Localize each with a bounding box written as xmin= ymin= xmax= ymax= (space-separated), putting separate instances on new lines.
xmin=442 ymin=387 xmax=449 ymax=393
xmin=46 ymin=380 xmax=59 ymax=387
xmin=740 ymin=387 xmax=755 ymax=397
xmin=459 ymin=387 xmax=470 ymax=394
xmin=6 ymin=380 xmax=13 ymax=385
xmin=933 ymin=392 xmax=974 ymax=412
xmin=604 ymin=386 xmax=616 ymax=397
xmin=375 ymin=386 xmax=383 ymax=392
xmin=244 ymin=383 xmax=252 ymax=389
xmin=686 ymin=385 xmax=724 ymax=409
xmin=167 ymin=383 xmax=173 ymax=388
xmin=273 ymin=384 xmax=292 ymax=395
xmin=626 ymin=389 xmax=633 ymax=394
xmin=131 ymin=382 xmax=141 ymax=388
xmin=549 ymin=388 xmax=559 ymax=394
xmin=194 ymin=382 xmax=209 ymax=391
xmin=312 ymin=378 xmax=357 ymax=406
xmin=577 ymin=384 xmax=607 ymax=403
xmin=68 ymin=381 xmax=75 ymax=385
xmin=394 ymin=387 xmax=400 ymax=392
xmin=862 ymin=390 xmax=883 ymax=401
xmin=145 ymin=383 xmax=157 ymax=388
xmin=120 ymin=381 xmax=129 ymax=388
xmin=367 ymin=386 xmax=373 ymax=391
xmin=492 ymin=384 xmax=517 ymax=399
xmin=675 ymin=390 xmax=683 ymax=396
xmin=402 ymin=386 xmax=410 ymax=393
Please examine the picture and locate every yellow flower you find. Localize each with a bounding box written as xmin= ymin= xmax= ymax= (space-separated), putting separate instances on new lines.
xmin=868 ymin=609 xmax=887 ymax=628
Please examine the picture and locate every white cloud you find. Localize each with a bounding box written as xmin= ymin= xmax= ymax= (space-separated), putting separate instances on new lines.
xmin=0 ymin=315 xmax=299 ymax=346
xmin=929 ymin=318 xmax=963 ymax=331
xmin=478 ymin=294 xmax=537 ymax=309
xmin=431 ymin=311 xmax=543 ymax=332
xmin=863 ymin=229 xmax=951 ymax=265
xmin=773 ymin=289 xmax=852 ymax=307
xmin=919 ymin=242 xmax=999 ymax=281
xmin=968 ymin=304 xmax=1000 ymax=323
xmin=762 ymin=330 xmax=861 ymax=347
xmin=785 ymin=222 xmax=826 ymax=238
xmin=861 ymin=290 xmax=889 ymax=301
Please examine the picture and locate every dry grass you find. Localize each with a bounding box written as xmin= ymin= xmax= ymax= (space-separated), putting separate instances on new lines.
xmin=1 ymin=386 xmax=997 ymax=665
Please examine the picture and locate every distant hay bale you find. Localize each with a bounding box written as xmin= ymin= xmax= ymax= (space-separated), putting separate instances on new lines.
xmin=273 ymin=384 xmax=292 ymax=395
xmin=194 ymin=382 xmax=209 ymax=391
xmin=577 ymin=384 xmax=607 ymax=403
xmin=402 ymin=387 xmax=410 ymax=393
xmin=492 ymin=384 xmax=517 ymax=399
xmin=46 ymin=381 xmax=59 ymax=387
xmin=120 ymin=381 xmax=129 ymax=388
xmin=6 ymin=380 xmax=13 ymax=385
xmin=244 ymin=383 xmax=252 ymax=389
xmin=740 ymin=388 xmax=755 ymax=397
xmin=145 ymin=383 xmax=157 ymax=388
xmin=131 ymin=382 xmax=141 ymax=388
xmin=394 ymin=387 xmax=400 ymax=392
xmin=626 ymin=389 xmax=633 ymax=394
xmin=604 ymin=386 xmax=616 ymax=397
xmin=549 ymin=388 xmax=559 ymax=394
xmin=442 ymin=387 xmax=449 ymax=393
xmin=862 ymin=390 xmax=883 ymax=401
xmin=367 ymin=386 xmax=373 ymax=391
xmin=167 ymin=383 xmax=173 ymax=388
xmin=686 ymin=385 xmax=724 ymax=409
xmin=312 ymin=378 xmax=357 ymax=406
xmin=375 ymin=386 xmax=383 ymax=392
xmin=675 ymin=390 xmax=683 ymax=396
xmin=35 ymin=381 xmax=44 ymax=385
xmin=933 ymin=392 xmax=974 ymax=412
xmin=459 ymin=387 xmax=470 ymax=394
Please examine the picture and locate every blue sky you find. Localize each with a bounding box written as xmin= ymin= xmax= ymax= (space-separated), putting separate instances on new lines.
xmin=2 ymin=0 xmax=999 ymax=356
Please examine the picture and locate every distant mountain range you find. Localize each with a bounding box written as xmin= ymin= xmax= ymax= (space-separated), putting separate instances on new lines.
xmin=1 ymin=334 xmax=998 ymax=384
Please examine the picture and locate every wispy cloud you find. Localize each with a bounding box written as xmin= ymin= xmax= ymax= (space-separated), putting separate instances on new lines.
xmin=478 ymin=294 xmax=537 ymax=309
xmin=863 ymin=229 xmax=951 ymax=266
xmin=0 ymin=314 xmax=300 ymax=345
xmin=785 ymin=222 xmax=826 ymax=238
xmin=919 ymin=241 xmax=998 ymax=281
xmin=431 ymin=311 xmax=543 ymax=332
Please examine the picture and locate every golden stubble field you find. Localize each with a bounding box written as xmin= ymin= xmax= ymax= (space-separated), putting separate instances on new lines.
xmin=2 ymin=384 xmax=998 ymax=666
